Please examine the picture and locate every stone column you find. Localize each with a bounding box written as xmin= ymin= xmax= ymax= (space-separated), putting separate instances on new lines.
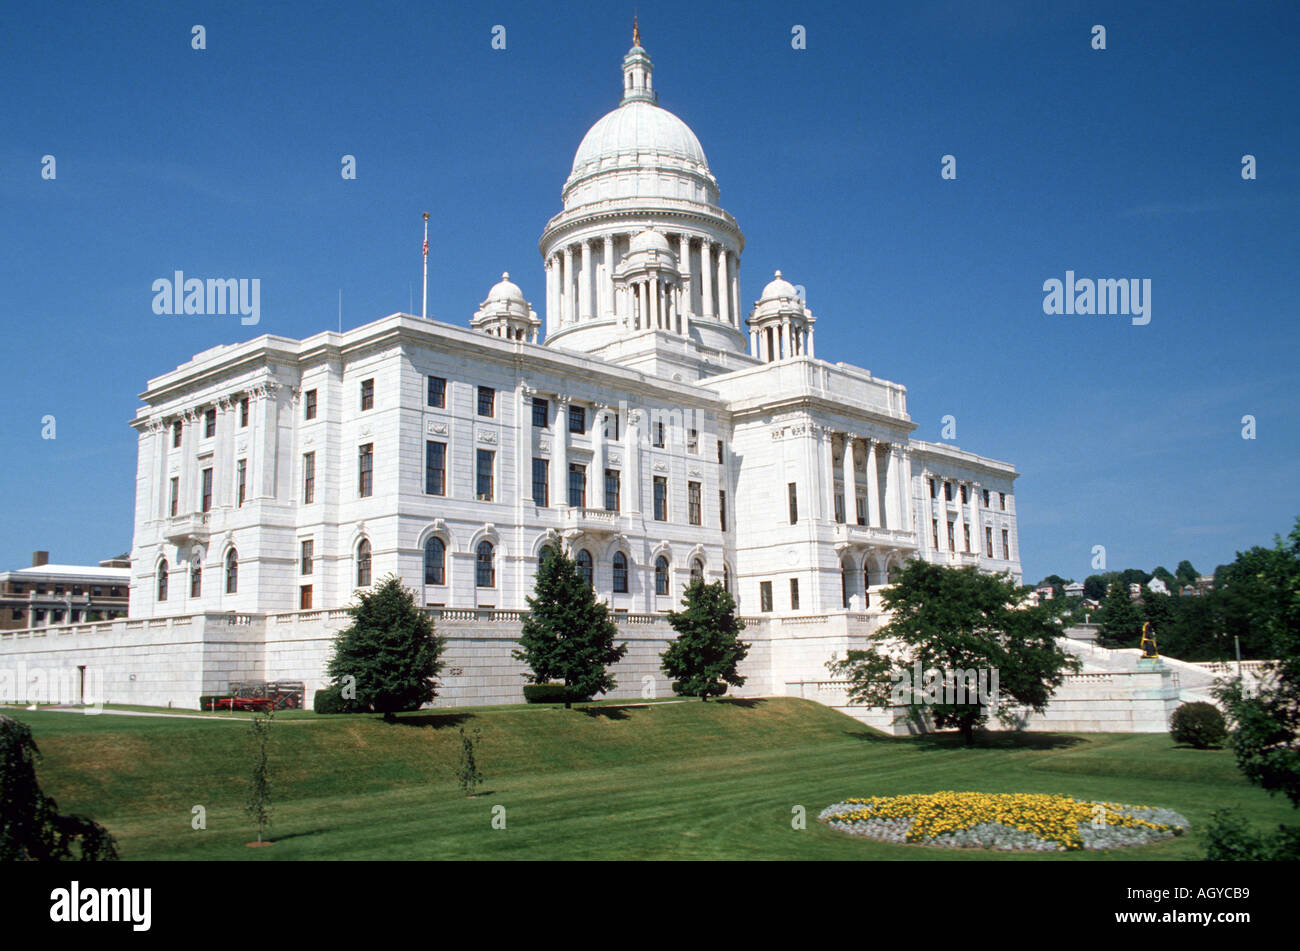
xmin=602 ymin=234 xmax=615 ymax=318
xmin=519 ymin=385 xmax=534 ymax=504
xmin=650 ymin=275 xmax=660 ymax=329
xmin=561 ymin=246 xmax=574 ymax=326
xmin=969 ymin=480 xmax=980 ymax=554
xmin=807 ymin=325 xmax=815 ymax=358
xmin=717 ymin=248 xmax=730 ymax=329
xmin=935 ymin=475 xmax=948 ymax=552
xmin=592 ymin=405 xmax=607 ymax=510
xmin=552 ymin=396 xmax=569 ymax=508
xmin=624 ymin=410 xmax=642 ymax=515
xmin=700 ymin=239 xmax=714 ymax=318
xmin=820 ymin=428 xmax=836 ymax=521
xmin=545 ymin=256 xmax=557 ymax=339
xmin=901 ymin=447 xmax=915 ymax=535
xmin=842 ymin=434 xmax=858 ymax=526
xmin=865 ymin=438 xmax=881 ymax=528
xmin=678 ymin=233 xmax=691 ymax=313
xmin=730 ymin=260 xmax=740 ymax=326
xmin=749 ymin=327 xmax=758 ymax=358
xmin=580 ymin=239 xmax=593 ymax=321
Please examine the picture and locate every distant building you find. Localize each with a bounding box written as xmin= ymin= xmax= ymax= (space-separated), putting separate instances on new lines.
xmin=1146 ymin=576 xmax=1169 ymax=596
xmin=0 ymin=551 xmax=130 ymax=631
xmin=1128 ymin=582 xmax=1143 ymax=603
xmin=1063 ymin=581 xmax=1085 ymax=599
xmin=1035 ymin=585 xmax=1055 ymax=601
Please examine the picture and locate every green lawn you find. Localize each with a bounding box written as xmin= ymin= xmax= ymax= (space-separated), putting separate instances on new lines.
xmin=8 ymin=698 xmax=1294 ymax=860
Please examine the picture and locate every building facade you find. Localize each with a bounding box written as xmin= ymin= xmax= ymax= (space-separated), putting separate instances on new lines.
xmin=0 ymin=552 xmax=129 ymax=631
xmin=126 ymin=32 xmax=1021 ymax=629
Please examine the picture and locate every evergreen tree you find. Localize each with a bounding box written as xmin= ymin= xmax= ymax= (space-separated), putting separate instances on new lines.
xmin=0 ymin=715 xmax=118 ymax=860
xmin=246 ymin=711 xmax=273 ymax=844
xmin=1175 ymin=559 xmax=1200 ymax=588
xmin=327 ymin=574 xmax=446 ymax=722
xmin=513 ymin=548 xmax=627 ymax=708
xmin=1099 ymin=579 xmax=1143 ymax=648
xmin=661 ymin=579 xmax=750 ymax=700
xmin=1082 ymin=573 xmax=1110 ymax=602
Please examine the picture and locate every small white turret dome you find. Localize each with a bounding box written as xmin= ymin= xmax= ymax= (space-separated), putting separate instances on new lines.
xmin=629 ymin=229 xmax=672 ymax=255
xmin=760 ymin=270 xmax=798 ymax=301
xmin=486 ymin=272 xmax=526 ymax=304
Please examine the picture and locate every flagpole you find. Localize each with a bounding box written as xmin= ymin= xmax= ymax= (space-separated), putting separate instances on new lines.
xmin=421 ymin=212 xmax=430 ymax=319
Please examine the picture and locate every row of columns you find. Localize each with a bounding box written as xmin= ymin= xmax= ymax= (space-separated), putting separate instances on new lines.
xmin=924 ymin=475 xmax=985 ymax=555
xmin=545 ymin=233 xmax=741 ymax=334
xmin=751 ymin=320 xmax=813 ymax=362
xmin=820 ymin=431 xmax=909 ymax=532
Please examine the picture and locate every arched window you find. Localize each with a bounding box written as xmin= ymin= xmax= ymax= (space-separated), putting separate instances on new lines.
xmin=690 ymin=558 xmax=704 ymax=583
xmin=356 ymin=539 xmax=371 ymax=587
xmin=476 ymin=541 xmax=495 ymax=587
xmin=225 ymin=549 xmax=238 ymax=594
xmin=191 ymin=566 xmax=202 ymax=598
xmin=576 ymin=549 xmax=593 ymax=586
xmin=612 ymin=551 xmax=629 ymax=593
xmin=654 ymin=556 xmax=670 ymax=596
xmin=424 ymin=537 xmax=445 ymax=585
xmin=157 ymin=560 xmax=168 ymax=602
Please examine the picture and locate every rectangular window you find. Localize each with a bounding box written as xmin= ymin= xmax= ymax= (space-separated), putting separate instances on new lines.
xmin=689 ymin=481 xmax=702 ymax=525
xmin=687 ymin=428 xmax=699 ymax=454
xmin=305 ymin=389 xmax=317 ymax=420
xmin=960 ymin=484 xmax=968 ymax=504
xmin=532 ymin=397 xmax=548 ymax=427
xmin=855 ymin=496 xmax=867 ymax=526
xmin=204 ymin=408 xmax=216 ymax=438
xmin=359 ymin=443 xmax=374 ymax=498
xmin=653 ymin=476 xmax=668 ymax=521
xmin=604 ymin=468 xmax=620 ymax=512
xmin=476 ymin=449 xmax=494 ymax=501
xmin=301 ymin=539 xmax=314 ymax=575
xmin=299 ymin=585 xmax=313 ymax=610
xmin=983 ymin=488 xmax=991 ymax=507
xmin=200 ymin=468 xmax=213 ymax=512
xmin=932 ymin=518 xmax=940 ymax=548
xmin=427 ymin=375 xmax=446 ymax=408
xmin=719 ymin=490 xmax=727 ymax=531
xmin=425 ymin=441 xmax=446 ymax=495
xmin=653 ymin=420 xmax=665 ymax=448
xmin=568 ymin=404 xmax=586 ymax=434
xmin=533 ymin=458 xmax=549 ymax=506
xmin=964 ymin=523 xmax=972 ymax=552
xmin=929 ymin=478 xmax=936 ymax=499
xmin=190 ymin=569 xmax=201 ymax=599
xmin=477 ymin=386 xmax=495 ymax=418
xmin=172 ymin=420 xmax=182 ymax=447
xmin=568 ymin=463 xmax=587 ymax=508
xmin=790 ymin=578 xmax=800 ymax=611
xmin=169 ymin=477 xmax=179 ymax=517
xmin=947 ymin=520 xmax=956 ymax=550
xmin=239 ymin=397 xmax=249 ymax=427
xmin=302 ymin=452 xmax=315 ymax=504
xmin=986 ymin=526 xmax=994 ymax=558
xmin=944 ymin=481 xmax=953 ymax=502
xmin=1002 ymin=529 xmax=1010 ymax=560
xmin=1000 ymin=492 xmax=1007 ymax=511
xmin=787 ymin=483 xmax=798 ymax=524
xmin=717 ymin=440 xmax=725 ymax=465
xmin=236 ymin=459 xmax=247 ymax=506
xmin=835 ymin=493 xmax=845 ymax=524
xmin=760 ymin=581 xmax=773 ymax=613
xmin=360 ymin=378 xmax=374 ymax=411
xmin=604 ymin=412 xmax=619 ymax=440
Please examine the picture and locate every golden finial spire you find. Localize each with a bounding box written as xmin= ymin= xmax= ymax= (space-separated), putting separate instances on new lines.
xmin=632 ymin=15 xmax=641 ymax=47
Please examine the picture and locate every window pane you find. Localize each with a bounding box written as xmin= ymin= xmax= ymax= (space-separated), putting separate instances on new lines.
xmin=476 ymin=449 xmax=494 ymax=500
xmin=427 ymin=376 xmax=446 ymax=407
xmin=426 ymin=441 xmax=445 ymax=495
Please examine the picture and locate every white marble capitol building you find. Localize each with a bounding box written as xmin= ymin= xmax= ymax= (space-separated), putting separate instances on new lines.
xmin=14 ymin=28 xmax=1137 ymax=728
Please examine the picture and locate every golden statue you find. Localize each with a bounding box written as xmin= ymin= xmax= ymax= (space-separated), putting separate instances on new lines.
xmin=1140 ymin=621 xmax=1159 ymax=658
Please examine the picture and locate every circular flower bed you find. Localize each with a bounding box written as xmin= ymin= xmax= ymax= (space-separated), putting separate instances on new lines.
xmin=820 ymin=791 xmax=1189 ymax=851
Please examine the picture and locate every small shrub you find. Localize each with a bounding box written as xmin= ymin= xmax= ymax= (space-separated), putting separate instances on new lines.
xmin=522 ymin=683 xmax=588 ymax=705
xmin=313 ymin=686 xmax=357 ymax=714
xmin=1170 ymin=701 xmax=1228 ymax=749
xmin=1205 ymin=810 xmax=1300 ymax=860
xmin=454 ymin=727 xmax=484 ymax=797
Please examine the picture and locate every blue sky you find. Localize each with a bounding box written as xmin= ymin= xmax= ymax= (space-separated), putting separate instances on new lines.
xmin=2 ymin=0 xmax=1296 ymax=584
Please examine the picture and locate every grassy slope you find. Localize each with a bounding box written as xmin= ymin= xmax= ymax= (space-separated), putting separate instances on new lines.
xmin=9 ymin=698 xmax=1294 ymax=860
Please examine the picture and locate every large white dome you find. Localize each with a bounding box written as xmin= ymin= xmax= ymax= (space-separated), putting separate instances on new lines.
xmin=570 ymin=101 xmax=709 ymax=177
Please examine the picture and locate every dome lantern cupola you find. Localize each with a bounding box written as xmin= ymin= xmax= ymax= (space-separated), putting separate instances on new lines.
xmin=621 ymin=17 xmax=656 ymax=105
xmin=471 ymin=272 xmax=540 ymax=342
xmin=614 ymin=227 xmax=685 ymax=334
xmin=747 ymin=271 xmax=816 ymax=362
